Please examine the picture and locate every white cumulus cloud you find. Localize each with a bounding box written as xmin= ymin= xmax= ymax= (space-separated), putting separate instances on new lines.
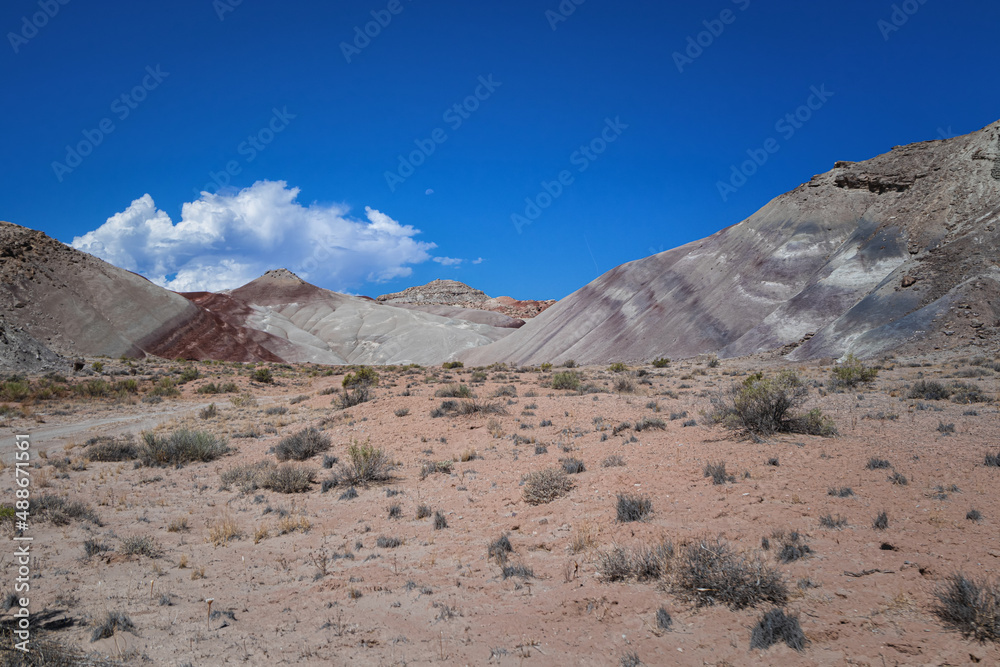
xmin=72 ymin=180 xmax=444 ymax=293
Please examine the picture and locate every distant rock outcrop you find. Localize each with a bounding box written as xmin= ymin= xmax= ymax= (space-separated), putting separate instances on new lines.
xmin=461 ymin=119 xmax=1000 ymax=366
xmin=376 ymin=279 xmax=555 ymax=320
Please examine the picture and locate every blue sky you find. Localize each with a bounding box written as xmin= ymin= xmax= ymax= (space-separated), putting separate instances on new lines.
xmin=2 ymin=0 xmax=998 ymax=299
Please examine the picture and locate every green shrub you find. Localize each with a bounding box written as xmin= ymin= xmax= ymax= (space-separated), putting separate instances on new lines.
xmin=337 ymin=438 xmax=393 ymax=485
xmin=651 ymin=357 xmax=670 ymax=368
xmin=178 ymin=367 xmax=200 ymax=383
xmin=829 ymin=354 xmax=878 ymax=390
xmin=342 ymin=367 xmax=379 ymax=388
xmin=711 ymin=371 xmax=835 ymax=437
xmin=442 ymin=361 xmax=464 ymax=369
xmin=262 ymin=463 xmax=315 ymax=493
xmin=435 ymin=384 xmax=474 ymax=398
xmin=551 ymin=371 xmax=581 ymax=391
xmin=250 ymin=367 xmax=273 ymax=384
xmin=608 ymin=362 xmax=628 ymax=373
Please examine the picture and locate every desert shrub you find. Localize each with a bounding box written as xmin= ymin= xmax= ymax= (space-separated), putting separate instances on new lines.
xmin=967 ymin=509 xmax=983 ymax=522
xmin=148 ymin=377 xmax=181 ymax=398
xmin=275 ymin=427 xmax=331 ymax=461
xmin=711 ymin=371 xmax=832 ymax=436
xmin=119 ymin=535 xmax=161 ymax=558
xmin=343 ymin=367 xmax=380 ymax=388
xmin=90 ymin=610 xmax=136 ymax=642
xmin=502 ymin=562 xmax=534 ymax=580
xmin=264 ymin=406 xmax=287 ymax=416
xmin=29 ymin=495 xmax=101 ymax=526
xmin=376 ymin=536 xmax=402 ymax=549
xmin=230 ymin=391 xmax=257 ymax=407
xmin=415 ymin=504 xmax=432 ymax=519
xmin=199 ymin=403 xmax=218 ymax=419
xmin=289 ymin=394 xmax=309 ymax=404
xmin=491 ymin=384 xmax=517 ymax=398
xmin=83 ymin=539 xmax=111 ymax=558
xmin=750 ymin=608 xmax=806 ymax=651
xmin=769 ymin=531 xmax=812 ymax=563
xmin=656 ymin=607 xmax=672 ymax=630
xmin=674 ymin=538 xmax=787 ymax=609
xmin=522 ymin=468 xmax=573 ymax=505
xmin=339 ymin=438 xmax=393 ymax=485
xmin=551 ymin=371 xmax=581 ymax=391
xmin=433 ymin=511 xmax=448 ymax=530
xmin=829 ymin=354 xmax=878 ymax=390
xmin=387 ymin=502 xmax=402 ymax=518
xmin=938 ymin=421 xmax=956 ymax=434
xmin=819 ymin=514 xmax=847 ymax=529
xmin=249 ymin=367 xmax=273 ymax=384
xmin=866 ymin=457 xmax=892 ymax=470
xmin=598 ymin=539 xmax=673 ymax=582
xmin=873 ymin=511 xmax=889 ymax=530
xmin=178 ymin=367 xmax=200 ymax=383
xmin=986 ymin=451 xmax=1000 ymax=468
xmin=828 ymin=486 xmax=854 ymax=497
xmin=651 ymin=357 xmax=670 ymax=368
xmin=339 ymin=486 xmax=358 ymax=500
xmin=608 ymin=362 xmax=629 ymax=373
xmin=138 ymin=429 xmax=231 ymax=467
xmin=790 ymin=408 xmax=838 ymax=436
xmin=442 ymin=361 xmax=464 ymax=369
xmin=602 ymin=454 xmax=625 ymax=468
xmin=335 ymin=386 xmax=371 ymax=409
xmin=932 ymin=573 xmax=1000 ymax=643
xmin=908 ymin=380 xmax=951 ymax=400
xmin=488 ymin=534 xmax=513 ymax=564
xmin=616 ymin=493 xmax=652 ymax=522
xmin=949 ymin=381 xmax=989 ymax=404
xmin=197 ymin=381 xmax=239 ymax=394
xmin=561 ymin=457 xmax=586 ymax=474
xmin=220 ymin=460 xmax=273 ymax=493
xmin=435 ymin=384 xmax=474 ymax=398
xmin=455 ymin=399 xmax=507 ymax=416
xmin=262 ymin=463 xmax=315 ymax=493
xmin=394 ymin=407 xmax=410 ymax=417
xmin=634 ymin=417 xmax=666 ymax=432
xmin=613 ymin=376 xmax=636 ymax=393
xmin=888 ymin=471 xmax=908 ymax=485
xmin=85 ymin=435 xmax=138 ymax=462
xmin=704 ymin=461 xmax=734 ymax=485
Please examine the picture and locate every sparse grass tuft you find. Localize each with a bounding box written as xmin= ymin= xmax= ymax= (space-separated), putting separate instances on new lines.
xmin=85 ymin=434 xmax=138 ymax=462
xmin=750 ymin=608 xmax=806 ymax=651
xmin=932 ymin=573 xmax=1000 ymax=643
xmin=90 ymin=610 xmax=136 ymax=642
xmin=704 ymin=461 xmax=734 ymax=485
xmin=616 ymin=493 xmax=652 ymax=522
xmin=866 ymin=457 xmax=892 ymax=470
xmin=819 ymin=514 xmax=847 ymax=529
xmin=873 ymin=511 xmax=889 ymax=530
xmin=560 ymin=457 xmax=585 ymax=474
xmin=376 ymin=536 xmax=402 ymax=549
xmin=120 ymin=535 xmax=161 ymax=558
xmin=829 ymin=354 xmax=878 ymax=390
xmin=828 ymin=486 xmax=854 ymax=497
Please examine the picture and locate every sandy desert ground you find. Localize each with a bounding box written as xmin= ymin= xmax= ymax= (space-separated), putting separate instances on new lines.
xmin=1 ymin=353 xmax=999 ymax=666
